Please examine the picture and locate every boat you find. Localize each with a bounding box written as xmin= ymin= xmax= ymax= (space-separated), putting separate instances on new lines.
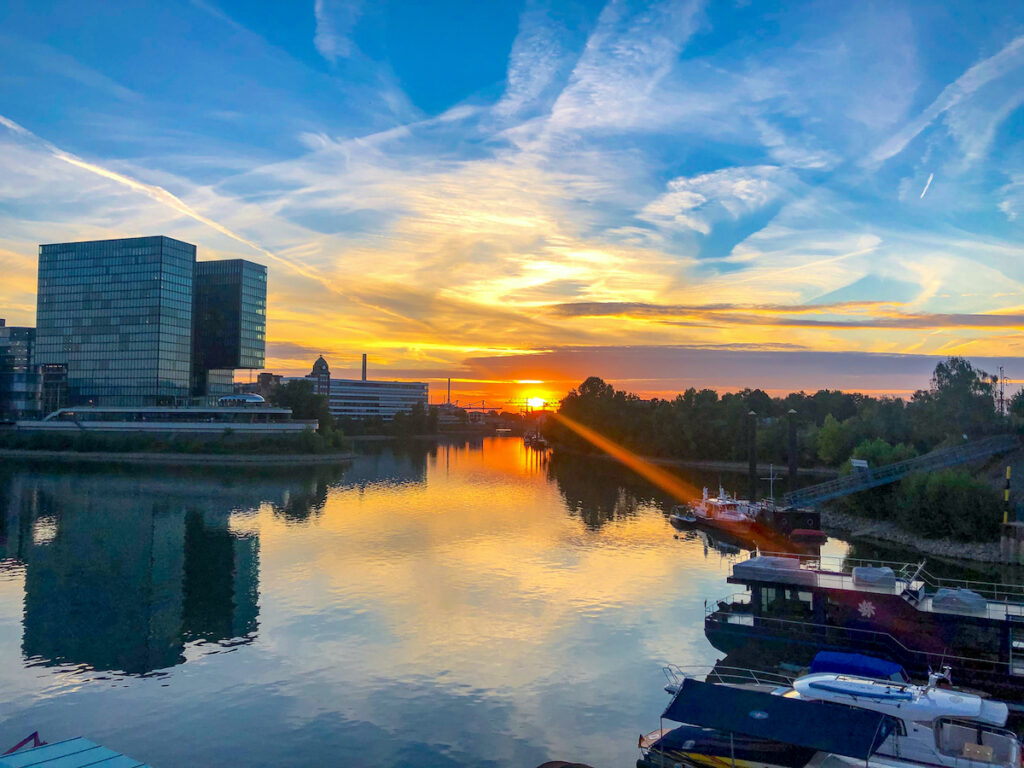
xmin=639 ymin=665 xmax=1021 ymax=768
xmin=704 ymin=552 xmax=1024 ymax=706
xmin=671 ymin=487 xmax=757 ymax=533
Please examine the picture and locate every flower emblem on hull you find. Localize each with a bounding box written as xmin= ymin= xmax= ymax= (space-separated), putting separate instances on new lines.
xmin=858 ymin=600 xmax=876 ymax=619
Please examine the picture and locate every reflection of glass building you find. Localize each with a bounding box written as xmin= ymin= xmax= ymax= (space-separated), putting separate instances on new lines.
xmin=35 ymin=236 xmax=196 ymax=406
xmin=1 ymin=471 xmax=264 ymax=676
xmin=191 ymin=259 xmax=267 ymax=398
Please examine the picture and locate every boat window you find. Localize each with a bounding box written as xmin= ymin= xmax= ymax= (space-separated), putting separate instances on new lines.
xmin=762 ymin=586 xmax=813 ymax=619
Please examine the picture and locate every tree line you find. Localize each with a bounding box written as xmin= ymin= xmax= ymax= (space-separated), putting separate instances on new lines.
xmin=546 ymin=357 xmax=1007 ymax=467
xmin=544 ymin=357 xmax=1016 ymax=541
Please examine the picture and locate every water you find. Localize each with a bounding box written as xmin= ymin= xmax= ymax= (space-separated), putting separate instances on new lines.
xmin=0 ymin=438 xmax=862 ymax=766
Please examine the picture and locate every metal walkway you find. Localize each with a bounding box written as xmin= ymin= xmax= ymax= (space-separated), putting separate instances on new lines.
xmin=782 ymin=434 xmax=1020 ymax=508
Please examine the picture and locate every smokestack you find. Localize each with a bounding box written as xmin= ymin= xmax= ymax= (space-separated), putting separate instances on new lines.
xmin=361 ymin=353 xmax=367 ymax=382
xmin=447 ymin=377 xmax=451 ymax=404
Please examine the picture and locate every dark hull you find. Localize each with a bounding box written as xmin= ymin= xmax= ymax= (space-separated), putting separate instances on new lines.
xmin=639 ymin=725 xmax=816 ymax=768
xmin=705 ymin=615 xmax=1024 ymax=705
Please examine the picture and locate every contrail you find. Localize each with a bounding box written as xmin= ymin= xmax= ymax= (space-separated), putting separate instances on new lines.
xmin=920 ymin=172 xmax=934 ymax=199
xmin=0 ymin=113 xmax=331 ymax=289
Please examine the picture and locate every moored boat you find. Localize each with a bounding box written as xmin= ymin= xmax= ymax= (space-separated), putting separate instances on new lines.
xmin=639 ymin=665 xmax=1021 ymax=768
xmin=704 ymin=552 xmax=1024 ymax=707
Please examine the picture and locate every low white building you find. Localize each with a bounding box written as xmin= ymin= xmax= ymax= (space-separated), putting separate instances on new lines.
xmin=290 ymin=356 xmax=429 ymax=421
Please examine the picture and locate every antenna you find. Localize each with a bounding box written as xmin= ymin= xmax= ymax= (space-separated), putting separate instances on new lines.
xmin=760 ymin=463 xmax=781 ymax=506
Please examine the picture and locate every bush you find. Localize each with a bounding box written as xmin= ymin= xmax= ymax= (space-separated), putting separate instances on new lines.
xmin=894 ymin=470 xmax=1002 ymax=542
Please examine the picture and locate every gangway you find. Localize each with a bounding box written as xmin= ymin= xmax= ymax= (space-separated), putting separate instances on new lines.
xmin=782 ymin=434 xmax=1019 ymax=508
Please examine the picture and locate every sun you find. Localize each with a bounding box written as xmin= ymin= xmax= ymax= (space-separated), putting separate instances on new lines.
xmin=526 ymin=396 xmax=547 ymax=410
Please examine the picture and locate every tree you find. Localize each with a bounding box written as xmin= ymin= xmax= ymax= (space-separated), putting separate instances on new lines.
xmin=816 ymin=414 xmax=853 ymax=465
xmin=270 ymin=380 xmax=333 ymax=429
xmin=909 ymin=357 xmax=999 ymax=444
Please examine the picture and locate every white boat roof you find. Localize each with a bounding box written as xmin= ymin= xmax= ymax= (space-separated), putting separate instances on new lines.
xmin=791 ymin=673 xmax=1008 ymax=726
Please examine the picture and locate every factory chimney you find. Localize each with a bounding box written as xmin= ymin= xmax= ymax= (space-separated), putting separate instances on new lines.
xmin=361 ymin=353 xmax=367 ymax=382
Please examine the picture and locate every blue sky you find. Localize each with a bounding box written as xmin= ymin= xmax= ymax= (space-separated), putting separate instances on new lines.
xmin=1 ymin=0 xmax=1024 ymax=402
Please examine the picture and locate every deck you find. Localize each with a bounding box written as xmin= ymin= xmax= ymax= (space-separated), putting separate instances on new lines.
xmin=0 ymin=738 xmax=150 ymax=768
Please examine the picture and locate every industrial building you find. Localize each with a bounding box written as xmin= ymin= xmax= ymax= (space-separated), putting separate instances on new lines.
xmin=290 ymin=355 xmax=429 ymax=421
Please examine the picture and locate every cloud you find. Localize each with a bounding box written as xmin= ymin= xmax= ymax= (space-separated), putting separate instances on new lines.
xmin=868 ymin=34 xmax=1024 ymax=166
xmin=314 ymin=0 xmax=363 ymax=63
xmin=638 ymin=166 xmax=792 ymax=234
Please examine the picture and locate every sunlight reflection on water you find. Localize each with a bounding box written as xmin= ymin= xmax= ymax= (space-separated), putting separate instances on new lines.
xmin=0 ymin=438 xmax=843 ymax=767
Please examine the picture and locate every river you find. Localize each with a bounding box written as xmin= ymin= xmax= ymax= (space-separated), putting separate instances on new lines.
xmin=0 ymin=436 xmax=980 ymax=767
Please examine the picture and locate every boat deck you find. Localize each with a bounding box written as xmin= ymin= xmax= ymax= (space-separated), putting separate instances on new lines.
xmin=730 ymin=558 xmax=1024 ymax=621
xmin=0 ymin=738 xmax=149 ymax=768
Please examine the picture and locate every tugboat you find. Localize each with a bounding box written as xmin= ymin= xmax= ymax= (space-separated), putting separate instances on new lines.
xmin=704 ymin=553 xmax=1024 ymax=706
xmin=638 ymin=664 xmax=1021 ymax=768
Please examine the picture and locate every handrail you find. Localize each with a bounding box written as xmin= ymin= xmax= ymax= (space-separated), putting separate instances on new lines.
xmin=783 ymin=434 xmax=1019 ymax=507
xmin=745 ymin=551 xmax=1024 ymax=602
xmin=663 ymin=663 xmax=794 ymax=692
xmin=704 ymin=607 xmax=1014 ymax=673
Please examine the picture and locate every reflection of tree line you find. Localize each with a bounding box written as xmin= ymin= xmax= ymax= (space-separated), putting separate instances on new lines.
xmin=547 ymin=451 xmax=780 ymax=530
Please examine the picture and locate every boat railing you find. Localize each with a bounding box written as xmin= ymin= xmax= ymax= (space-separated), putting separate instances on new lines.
xmin=748 ymin=551 xmax=1024 ymax=603
xmin=662 ymin=663 xmax=794 ymax=693
xmin=704 ymin=608 xmax=1015 ymax=674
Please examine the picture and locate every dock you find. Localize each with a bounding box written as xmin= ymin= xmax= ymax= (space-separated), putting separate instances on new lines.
xmin=0 ymin=738 xmax=150 ymax=768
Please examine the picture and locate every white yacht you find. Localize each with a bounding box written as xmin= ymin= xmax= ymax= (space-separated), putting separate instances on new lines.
xmin=639 ymin=666 xmax=1020 ymax=768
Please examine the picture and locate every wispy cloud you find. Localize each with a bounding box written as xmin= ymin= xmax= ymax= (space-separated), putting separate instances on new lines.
xmin=868 ymin=34 xmax=1024 ymax=166
xmin=314 ymin=0 xmax=363 ymax=63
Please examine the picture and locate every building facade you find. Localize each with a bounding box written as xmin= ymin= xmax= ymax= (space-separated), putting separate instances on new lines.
xmin=32 ymin=236 xmax=267 ymax=408
xmin=192 ymin=259 xmax=267 ymax=397
xmin=35 ymin=236 xmax=196 ymax=406
xmin=290 ymin=356 xmax=428 ymax=421
xmin=0 ymin=319 xmax=41 ymax=419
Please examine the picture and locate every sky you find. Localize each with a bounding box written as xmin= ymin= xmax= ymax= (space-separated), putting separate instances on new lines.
xmin=1 ymin=0 xmax=1024 ymax=408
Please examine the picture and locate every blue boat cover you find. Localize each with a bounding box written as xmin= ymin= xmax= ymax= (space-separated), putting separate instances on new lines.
xmin=662 ymin=678 xmax=894 ymax=760
xmin=811 ymin=651 xmax=906 ymax=681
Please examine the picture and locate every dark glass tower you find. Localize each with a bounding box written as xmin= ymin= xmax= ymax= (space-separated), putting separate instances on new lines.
xmin=191 ymin=259 xmax=267 ymax=397
xmin=35 ymin=236 xmax=195 ymax=406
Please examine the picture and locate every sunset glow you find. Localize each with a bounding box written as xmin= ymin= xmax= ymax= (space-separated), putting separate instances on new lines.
xmin=1 ymin=3 xmax=1023 ymax=402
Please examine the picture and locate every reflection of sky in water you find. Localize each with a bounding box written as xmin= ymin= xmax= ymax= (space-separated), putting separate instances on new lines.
xmin=0 ymin=439 xmax=845 ymax=767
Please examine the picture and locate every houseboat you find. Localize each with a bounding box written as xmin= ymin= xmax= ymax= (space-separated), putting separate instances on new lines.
xmin=704 ymin=553 xmax=1024 ymax=706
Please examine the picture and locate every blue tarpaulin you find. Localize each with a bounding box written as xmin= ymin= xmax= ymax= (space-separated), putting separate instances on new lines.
xmin=811 ymin=651 xmax=907 ymax=681
xmin=661 ymin=678 xmax=894 ymax=760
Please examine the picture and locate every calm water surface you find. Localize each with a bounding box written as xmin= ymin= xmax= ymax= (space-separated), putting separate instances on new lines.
xmin=0 ymin=438 xmax=858 ymax=767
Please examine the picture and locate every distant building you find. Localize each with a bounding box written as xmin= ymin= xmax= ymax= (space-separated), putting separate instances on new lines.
xmin=192 ymin=259 xmax=267 ymax=399
xmin=0 ymin=319 xmax=41 ymax=419
xmin=287 ymin=355 xmax=428 ymax=421
xmin=33 ymin=236 xmax=266 ymax=407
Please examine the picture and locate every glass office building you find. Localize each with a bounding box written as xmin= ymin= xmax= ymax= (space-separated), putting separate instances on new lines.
xmin=0 ymin=319 xmax=41 ymax=418
xmin=35 ymin=236 xmax=196 ymax=406
xmin=192 ymin=259 xmax=267 ymax=397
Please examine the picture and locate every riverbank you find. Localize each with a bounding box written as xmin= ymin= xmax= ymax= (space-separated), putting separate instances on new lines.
xmin=820 ymin=507 xmax=1002 ymax=563
xmin=0 ymin=448 xmax=355 ymax=466
xmin=563 ymin=446 xmax=839 ymax=477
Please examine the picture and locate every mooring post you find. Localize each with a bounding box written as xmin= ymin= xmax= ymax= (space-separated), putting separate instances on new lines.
xmin=748 ymin=410 xmax=757 ymax=501
xmin=787 ymin=409 xmax=798 ymax=494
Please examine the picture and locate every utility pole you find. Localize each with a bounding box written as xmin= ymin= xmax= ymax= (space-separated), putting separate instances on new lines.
xmin=999 ymin=366 xmax=1006 ymax=416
